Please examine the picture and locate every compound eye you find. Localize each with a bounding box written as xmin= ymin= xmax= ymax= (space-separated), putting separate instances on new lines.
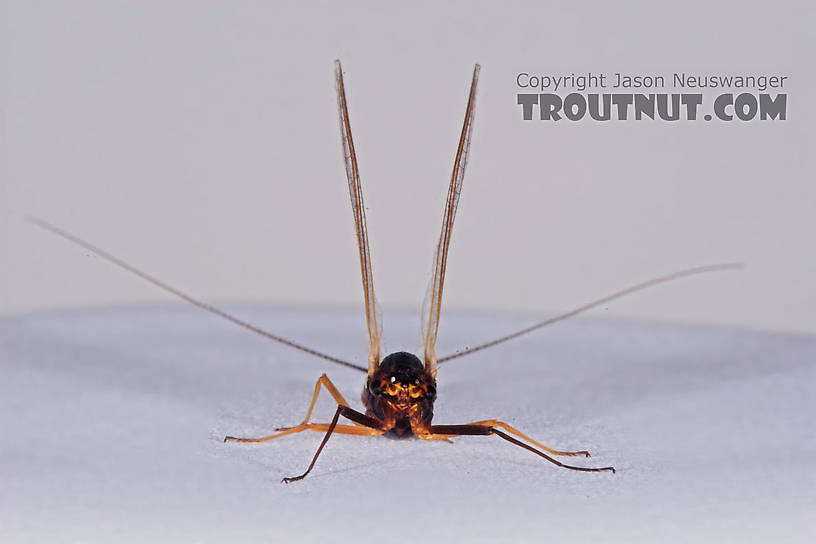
xmin=426 ymin=384 xmax=437 ymax=401
xmin=369 ymin=381 xmax=383 ymax=395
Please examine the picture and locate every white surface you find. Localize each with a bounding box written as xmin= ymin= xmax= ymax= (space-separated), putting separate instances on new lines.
xmin=1 ymin=305 xmax=814 ymax=543
xmin=3 ymin=1 xmax=815 ymax=335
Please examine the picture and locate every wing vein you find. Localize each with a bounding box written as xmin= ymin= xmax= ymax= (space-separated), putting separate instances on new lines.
xmin=335 ymin=60 xmax=382 ymax=374
xmin=422 ymin=64 xmax=481 ymax=378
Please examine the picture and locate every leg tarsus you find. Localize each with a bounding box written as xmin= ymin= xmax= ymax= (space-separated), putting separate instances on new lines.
xmin=491 ymin=428 xmax=615 ymax=474
xmin=223 ymin=430 xmax=294 ymax=443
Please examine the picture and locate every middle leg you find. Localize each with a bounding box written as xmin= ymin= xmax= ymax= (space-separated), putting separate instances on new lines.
xmin=224 ymin=373 xmax=358 ymax=443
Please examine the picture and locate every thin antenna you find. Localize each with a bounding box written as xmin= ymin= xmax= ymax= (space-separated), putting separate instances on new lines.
xmin=437 ymin=263 xmax=743 ymax=364
xmin=28 ymin=216 xmax=368 ymax=373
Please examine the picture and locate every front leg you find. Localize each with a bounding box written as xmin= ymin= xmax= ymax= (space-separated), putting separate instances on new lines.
xmin=282 ymin=405 xmax=384 ymax=483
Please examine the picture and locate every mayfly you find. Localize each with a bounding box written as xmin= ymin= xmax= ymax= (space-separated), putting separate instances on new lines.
xmin=31 ymin=60 xmax=739 ymax=483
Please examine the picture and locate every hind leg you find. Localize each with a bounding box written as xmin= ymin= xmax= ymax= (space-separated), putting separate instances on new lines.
xmin=468 ymin=419 xmax=591 ymax=457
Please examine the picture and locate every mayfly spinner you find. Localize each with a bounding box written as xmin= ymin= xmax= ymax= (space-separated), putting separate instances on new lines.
xmin=31 ymin=60 xmax=739 ymax=483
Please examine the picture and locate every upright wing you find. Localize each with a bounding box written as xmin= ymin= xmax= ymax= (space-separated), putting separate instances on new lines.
xmin=335 ymin=60 xmax=383 ymax=375
xmin=422 ymin=64 xmax=480 ymax=379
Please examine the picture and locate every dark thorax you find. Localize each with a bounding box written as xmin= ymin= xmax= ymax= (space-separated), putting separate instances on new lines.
xmin=362 ymin=352 xmax=437 ymax=438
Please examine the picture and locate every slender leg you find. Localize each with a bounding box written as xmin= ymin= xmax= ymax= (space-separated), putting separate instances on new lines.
xmin=416 ymin=434 xmax=454 ymax=444
xmin=224 ymin=373 xmax=359 ymax=443
xmin=428 ymin=424 xmax=615 ymax=474
xmin=467 ymin=419 xmax=590 ymax=457
xmin=282 ymin=405 xmax=384 ymax=483
xmin=274 ymin=373 xmax=356 ymax=430
xmin=226 ymin=423 xmax=380 ymax=443
xmin=292 ymin=423 xmax=382 ymax=436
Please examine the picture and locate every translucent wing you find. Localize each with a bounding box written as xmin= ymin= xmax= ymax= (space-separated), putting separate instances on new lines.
xmin=422 ymin=64 xmax=480 ymax=379
xmin=335 ymin=60 xmax=383 ymax=375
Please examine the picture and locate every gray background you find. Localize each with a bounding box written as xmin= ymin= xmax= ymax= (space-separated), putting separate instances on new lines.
xmin=2 ymin=0 xmax=815 ymax=335
xmin=3 ymin=3 xmax=816 ymax=543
